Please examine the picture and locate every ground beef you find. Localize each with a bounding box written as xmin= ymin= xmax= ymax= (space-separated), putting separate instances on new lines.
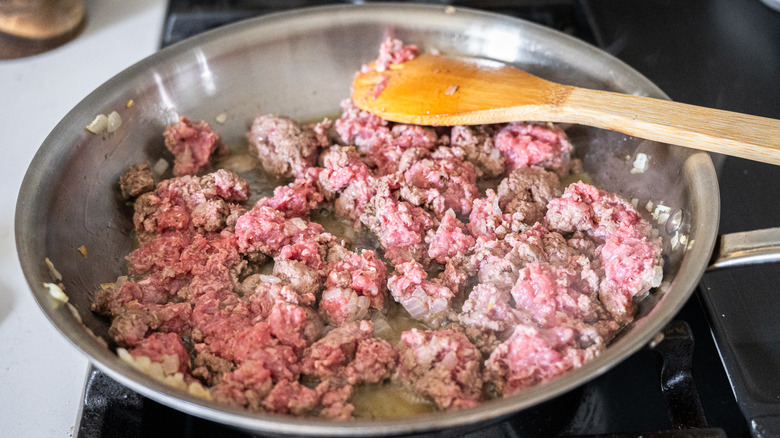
xmin=510 ymin=262 xmax=618 ymax=336
xmin=459 ymin=283 xmax=529 ymax=333
xmin=262 ymin=380 xmax=320 ymax=415
xmin=316 ymin=381 xmax=355 ymax=420
xmin=119 ymin=163 xmax=155 ymax=199
xmin=545 ymin=181 xmax=662 ymax=322
xmin=268 ymin=302 xmax=324 ymax=354
xmin=212 ymin=360 xmax=274 ymax=410
xmin=318 ymin=288 xmax=372 ymax=326
xmin=234 ymin=205 xmax=320 ymax=256
xmin=546 ymin=180 xmax=655 ymax=241
xmin=450 ymin=125 xmax=505 ymax=178
xmin=334 ymin=99 xmax=391 ymax=158
xmin=133 ymin=169 xmax=249 ymax=238
xmin=467 ymin=189 xmax=527 ymax=241
xmin=108 ymin=302 xmax=192 ymax=348
xmin=345 ymin=337 xmax=397 ymax=385
xmin=494 ymin=122 xmax=573 ymax=176
xmin=164 ymin=117 xmax=227 ymax=177
xmin=399 ymin=147 xmax=479 ymax=218
xmin=191 ymin=349 xmax=235 ymax=386
xmin=325 ymin=250 xmax=387 ymax=311
xmin=387 ymin=261 xmax=455 ymax=326
xmin=484 ymin=324 xmax=601 ymax=396
xmin=496 ymin=167 xmax=561 ymax=225
xmin=599 ymin=225 xmax=663 ymax=323
xmin=368 ymin=37 xmax=419 ymax=72
xmin=99 ymin=38 xmax=667 ymax=420
xmin=128 ymin=332 xmax=190 ymax=376
xmin=334 ymin=102 xmax=440 ymax=176
xmin=360 ymin=174 xmax=435 ymax=266
xmin=272 ymin=259 xmax=321 ymax=297
xmin=426 ymin=211 xmax=475 ymax=265
xmin=300 ymin=321 xmax=375 ymax=381
xmin=394 ymin=329 xmax=483 ymax=410
xmin=247 ymin=114 xmax=326 ymax=178
xmin=256 ymin=167 xmax=324 ymax=218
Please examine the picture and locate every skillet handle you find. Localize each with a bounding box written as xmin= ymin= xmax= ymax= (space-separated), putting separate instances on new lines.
xmin=707 ymin=227 xmax=780 ymax=270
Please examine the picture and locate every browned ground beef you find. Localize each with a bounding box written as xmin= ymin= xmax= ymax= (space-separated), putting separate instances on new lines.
xmin=94 ymin=38 xmax=664 ymax=420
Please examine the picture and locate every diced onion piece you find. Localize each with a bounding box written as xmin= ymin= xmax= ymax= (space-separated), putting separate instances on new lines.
xmin=371 ymin=313 xmax=393 ymax=338
xmin=126 ymin=99 xmax=134 ymax=108
xmin=652 ymin=203 xmax=672 ymax=223
xmin=77 ymin=245 xmax=87 ymax=258
xmin=118 ymin=348 xmax=212 ymax=400
xmin=153 ymin=158 xmax=169 ymax=175
xmin=43 ymin=282 xmax=68 ymax=303
xmin=85 ymin=114 xmax=108 ymax=134
xmin=259 ymin=274 xmax=282 ymax=284
xmin=445 ymin=85 xmax=458 ymax=95
xmin=355 ymin=296 xmax=371 ymax=320
xmin=107 ymin=111 xmax=122 ymax=133
xmin=630 ymin=153 xmax=649 ymax=174
xmin=215 ymin=112 xmax=228 ymax=124
xmin=67 ymin=302 xmax=82 ymax=322
xmin=45 ymin=257 xmax=62 ymax=281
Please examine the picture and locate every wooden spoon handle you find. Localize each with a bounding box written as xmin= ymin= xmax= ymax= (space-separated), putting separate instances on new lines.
xmin=554 ymin=87 xmax=780 ymax=164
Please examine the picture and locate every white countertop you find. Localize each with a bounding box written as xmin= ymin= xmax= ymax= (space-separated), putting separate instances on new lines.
xmin=0 ymin=1 xmax=166 ymax=436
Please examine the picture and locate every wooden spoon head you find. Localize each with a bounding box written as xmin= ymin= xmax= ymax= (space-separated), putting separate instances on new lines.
xmin=351 ymin=53 xmax=567 ymax=126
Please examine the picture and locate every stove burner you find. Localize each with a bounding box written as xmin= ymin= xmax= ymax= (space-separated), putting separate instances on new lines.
xmin=160 ymin=0 xmax=597 ymax=49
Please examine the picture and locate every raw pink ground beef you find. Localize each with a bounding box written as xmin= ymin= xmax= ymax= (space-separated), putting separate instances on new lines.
xmin=494 ymin=122 xmax=573 ymax=175
xmin=163 ymin=117 xmax=226 ymax=177
xmin=95 ymin=37 xmax=665 ymax=420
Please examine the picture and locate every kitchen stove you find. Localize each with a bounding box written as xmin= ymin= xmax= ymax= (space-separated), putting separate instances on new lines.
xmin=74 ymin=1 xmax=780 ymax=437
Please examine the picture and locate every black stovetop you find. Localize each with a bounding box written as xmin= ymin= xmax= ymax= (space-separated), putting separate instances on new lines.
xmin=75 ymin=1 xmax=780 ymax=437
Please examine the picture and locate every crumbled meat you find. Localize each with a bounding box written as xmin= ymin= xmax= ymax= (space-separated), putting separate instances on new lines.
xmin=256 ymin=167 xmax=324 ymax=218
xmin=132 ymin=169 xmax=249 ymax=238
xmin=345 ymin=337 xmax=397 ymax=385
xmin=262 ymin=380 xmax=320 ymax=415
xmin=128 ymin=332 xmax=189 ymax=375
xmin=484 ymin=324 xmax=602 ymax=396
xmin=325 ymin=249 xmax=388 ymax=311
xmin=368 ymin=37 xmax=419 ymax=72
xmin=247 ymin=114 xmax=326 ymax=178
xmin=272 ymin=259 xmax=321 ymax=297
xmin=97 ymin=38 xmax=667 ymax=419
xmin=545 ymin=181 xmax=663 ymax=322
xmin=496 ymin=167 xmax=561 ymax=225
xmin=467 ymin=189 xmax=527 ymax=240
xmin=212 ymin=360 xmax=274 ymax=410
xmin=119 ymin=163 xmax=155 ymax=199
xmin=450 ymin=125 xmax=505 ymax=178
xmin=399 ymin=147 xmax=479 ymax=218
xmin=163 ymin=117 xmax=226 ymax=177
xmin=192 ymin=349 xmax=235 ymax=386
xmin=394 ymin=329 xmax=482 ymax=410
xmin=426 ymin=210 xmax=475 ymax=264
xmin=510 ymin=262 xmax=618 ymax=336
xmin=494 ymin=122 xmax=573 ymax=176
xmin=360 ymin=174 xmax=435 ymax=265
xmin=459 ymin=283 xmax=528 ymax=333
xmin=388 ymin=261 xmax=455 ymax=326
xmin=301 ymin=320 xmax=368 ymax=376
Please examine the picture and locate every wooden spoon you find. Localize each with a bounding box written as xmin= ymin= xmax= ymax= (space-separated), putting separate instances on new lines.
xmin=352 ymin=53 xmax=780 ymax=165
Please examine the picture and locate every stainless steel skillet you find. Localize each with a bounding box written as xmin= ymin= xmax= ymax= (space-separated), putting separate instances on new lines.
xmin=15 ymin=3 xmax=726 ymax=436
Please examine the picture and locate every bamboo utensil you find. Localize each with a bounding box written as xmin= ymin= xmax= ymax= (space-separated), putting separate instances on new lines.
xmin=352 ymin=54 xmax=780 ymax=165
